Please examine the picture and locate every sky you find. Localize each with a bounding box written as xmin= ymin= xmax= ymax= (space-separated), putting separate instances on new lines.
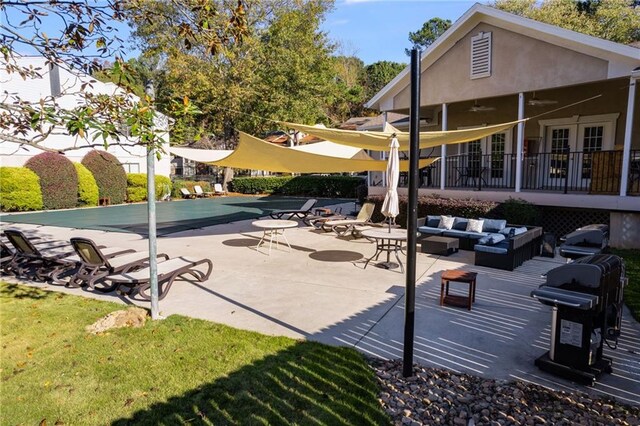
xmin=322 ymin=0 xmax=483 ymax=65
xmin=7 ymin=0 xmax=485 ymax=65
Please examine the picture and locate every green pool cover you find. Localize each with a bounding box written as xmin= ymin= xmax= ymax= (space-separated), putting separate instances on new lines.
xmin=1 ymin=196 xmax=353 ymax=237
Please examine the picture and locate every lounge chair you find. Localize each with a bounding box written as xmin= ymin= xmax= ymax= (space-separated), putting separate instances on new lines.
xmin=4 ymin=229 xmax=75 ymax=281
xmin=269 ymin=199 xmax=318 ymax=220
xmin=180 ymin=188 xmax=196 ymax=199
xmin=213 ymin=183 xmax=226 ymax=196
xmin=69 ymin=237 xmax=169 ymax=291
xmin=193 ymin=185 xmax=212 ymax=198
xmin=1 ymin=239 xmax=15 ymax=275
xmin=324 ymin=202 xmax=376 ymax=237
xmin=303 ymin=207 xmax=346 ymax=227
xmin=107 ymin=256 xmax=213 ymax=301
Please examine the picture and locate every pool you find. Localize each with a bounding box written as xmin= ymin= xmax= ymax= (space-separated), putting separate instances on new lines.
xmin=0 ymin=196 xmax=351 ymax=236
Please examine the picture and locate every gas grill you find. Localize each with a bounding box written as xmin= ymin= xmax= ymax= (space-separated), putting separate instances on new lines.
xmin=558 ymin=224 xmax=609 ymax=260
xmin=531 ymin=254 xmax=625 ymax=385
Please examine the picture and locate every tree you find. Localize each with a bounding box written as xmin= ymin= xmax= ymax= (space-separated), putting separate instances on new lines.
xmin=405 ymin=17 xmax=452 ymax=55
xmin=0 ymin=0 xmax=248 ymax=153
xmin=129 ymin=0 xmax=338 ymax=146
xmin=492 ymin=0 xmax=640 ymax=44
xmin=363 ymin=61 xmax=406 ymax=101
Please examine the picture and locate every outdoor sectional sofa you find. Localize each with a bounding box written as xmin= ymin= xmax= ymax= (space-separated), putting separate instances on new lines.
xmin=417 ymin=215 xmax=543 ymax=271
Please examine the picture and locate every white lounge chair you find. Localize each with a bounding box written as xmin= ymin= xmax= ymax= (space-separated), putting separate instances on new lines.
xmin=213 ymin=183 xmax=226 ymax=196
xmin=193 ymin=185 xmax=211 ymax=198
xmin=180 ymin=188 xmax=196 ymax=199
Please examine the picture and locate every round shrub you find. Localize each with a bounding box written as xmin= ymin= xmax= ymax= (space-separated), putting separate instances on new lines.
xmin=25 ymin=152 xmax=78 ymax=210
xmin=127 ymin=173 xmax=174 ymax=202
xmin=0 ymin=167 xmax=43 ymax=211
xmin=73 ymin=162 xmax=99 ymax=207
xmin=81 ymin=150 xmax=127 ymax=204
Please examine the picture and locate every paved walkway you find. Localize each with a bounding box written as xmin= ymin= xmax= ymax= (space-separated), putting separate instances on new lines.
xmin=2 ymin=206 xmax=639 ymax=405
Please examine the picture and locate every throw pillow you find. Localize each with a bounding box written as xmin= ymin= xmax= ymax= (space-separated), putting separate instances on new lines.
xmin=427 ymin=215 xmax=440 ymax=227
xmin=438 ymin=215 xmax=455 ymax=230
xmin=466 ymin=219 xmax=484 ymax=233
xmin=480 ymin=218 xmax=507 ymax=233
xmin=453 ymin=217 xmax=469 ymax=231
xmin=478 ymin=233 xmax=506 ymax=245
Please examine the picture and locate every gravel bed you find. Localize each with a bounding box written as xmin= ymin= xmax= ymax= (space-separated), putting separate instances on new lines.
xmin=369 ymin=359 xmax=639 ymax=426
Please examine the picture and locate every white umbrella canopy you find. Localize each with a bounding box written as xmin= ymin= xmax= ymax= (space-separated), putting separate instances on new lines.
xmin=381 ymin=137 xmax=400 ymax=231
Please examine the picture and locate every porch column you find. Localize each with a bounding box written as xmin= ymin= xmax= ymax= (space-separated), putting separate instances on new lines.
xmin=440 ymin=103 xmax=447 ymax=190
xmin=515 ymin=92 xmax=525 ymax=193
xmin=620 ymin=70 xmax=639 ymax=197
xmin=382 ymin=111 xmax=388 ymax=186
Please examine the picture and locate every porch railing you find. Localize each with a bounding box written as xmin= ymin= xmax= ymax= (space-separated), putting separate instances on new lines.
xmin=402 ymin=149 xmax=639 ymax=195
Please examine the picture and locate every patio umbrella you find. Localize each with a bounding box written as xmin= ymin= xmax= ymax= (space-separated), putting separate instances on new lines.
xmin=381 ymin=136 xmax=400 ymax=232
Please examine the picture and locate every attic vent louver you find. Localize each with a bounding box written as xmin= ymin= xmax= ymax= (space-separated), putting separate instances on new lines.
xmin=470 ymin=32 xmax=492 ymax=79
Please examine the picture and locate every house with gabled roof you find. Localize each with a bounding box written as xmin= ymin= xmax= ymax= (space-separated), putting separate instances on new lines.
xmin=0 ymin=56 xmax=171 ymax=176
xmin=365 ymin=3 xmax=640 ymax=247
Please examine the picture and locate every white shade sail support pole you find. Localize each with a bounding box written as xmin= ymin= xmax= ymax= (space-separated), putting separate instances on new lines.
xmin=620 ymin=71 xmax=638 ymax=197
xmin=440 ymin=103 xmax=447 ymax=190
xmin=515 ymin=92 xmax=525 ymax=193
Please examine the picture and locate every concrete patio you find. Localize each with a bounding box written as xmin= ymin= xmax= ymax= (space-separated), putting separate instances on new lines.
xmin=2 ymin=203 xmax=639 ymax=406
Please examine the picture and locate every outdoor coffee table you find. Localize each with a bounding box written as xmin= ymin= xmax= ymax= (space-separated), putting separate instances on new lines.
xmin=252 ymin=219 xmax=298 ymax=255
xmin=422 ymin=236 xmax=459 ymax=256
xmin=360 ymin=228 xmax=407 ymax=272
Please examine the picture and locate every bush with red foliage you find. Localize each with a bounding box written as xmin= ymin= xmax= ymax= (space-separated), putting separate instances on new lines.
xmin=81 ymin=150 xmax=127 ymax=204
xmin=25 ymin=152 xmax=78 ymax=210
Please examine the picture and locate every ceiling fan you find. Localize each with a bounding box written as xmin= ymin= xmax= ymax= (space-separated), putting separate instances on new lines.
xmin=528 ymin=92 xmax=558 ymax=106
xmin=469 ymin=100 xmax=495 ymax=112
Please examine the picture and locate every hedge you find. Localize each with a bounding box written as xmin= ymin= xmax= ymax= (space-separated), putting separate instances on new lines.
xmin=127 ymin=173 xmax=173 ymax=202
xmin=0 ymin=167 xmax=43 ymax=212
xmin=81 ymin=151 xmax=127 ymax=204
xmin=73 ymin=162 xmax=99 ymax=207
xmin=230 ymin=176 xmax=365 ymax=198
xmin=25 ymin=152 xmax=78 ymax=210
xmin=171 ymin=180 xmax=211 ymax=198
xmin=229 ymin=177 xmax=290 ymax=194
xmin=367 ymin=195 xmax=500 ymax=226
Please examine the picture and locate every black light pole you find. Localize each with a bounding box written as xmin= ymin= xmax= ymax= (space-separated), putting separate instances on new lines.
xmin=403 ymin=47 xmax=421 ymax=377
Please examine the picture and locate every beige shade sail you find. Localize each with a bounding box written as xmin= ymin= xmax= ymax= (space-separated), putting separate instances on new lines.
xmin=169 ymin=147 xmax=233 ymax=162
xmin=280 ymin=119 xmax=525 ymax=151
xmin=290 ymin=141 xmax=374 ymax=160
xmin=179 ymin=131 xmax=438 ymax=173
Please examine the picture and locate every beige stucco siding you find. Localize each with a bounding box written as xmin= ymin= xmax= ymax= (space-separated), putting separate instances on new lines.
xmin=393 ymin=23 xmax=609 ymax=109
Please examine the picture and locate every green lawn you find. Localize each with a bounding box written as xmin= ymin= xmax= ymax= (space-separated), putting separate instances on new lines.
xmin=613 ymin=249 xmax=640 ymax=322
xmin=0 ymin=283 xmax=389 ymax=425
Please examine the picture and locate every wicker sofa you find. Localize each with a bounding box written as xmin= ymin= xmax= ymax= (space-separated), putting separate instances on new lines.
xmin=417 ymin=215 xmax=543 ymax=271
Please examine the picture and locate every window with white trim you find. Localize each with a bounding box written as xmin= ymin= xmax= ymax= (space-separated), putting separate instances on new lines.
xmin=122 ymin=163 xmax=140 ymax=173
xmin=470 ymin=32 xmax=492 ymax=79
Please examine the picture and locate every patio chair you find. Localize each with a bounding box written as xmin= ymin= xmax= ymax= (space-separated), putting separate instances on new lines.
xmin=69 ymin=237 xmax=169 ymax=292
xmin=107 ymin=256 xmax=213 ymax=301
xmin=213 ymin=183 xmax=226 ymax=196
xmin=269 ymin=199 xmax=318 ymax=220
xmin=324 ymin=202 xmax=376 ymax=237
xmin=193 ymin=185 xmax=212 ymax=198
xmin=4 ymin=229 xmax=75 ymax=281
xmin=180 ymin=188 xmax=196 ymax=199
